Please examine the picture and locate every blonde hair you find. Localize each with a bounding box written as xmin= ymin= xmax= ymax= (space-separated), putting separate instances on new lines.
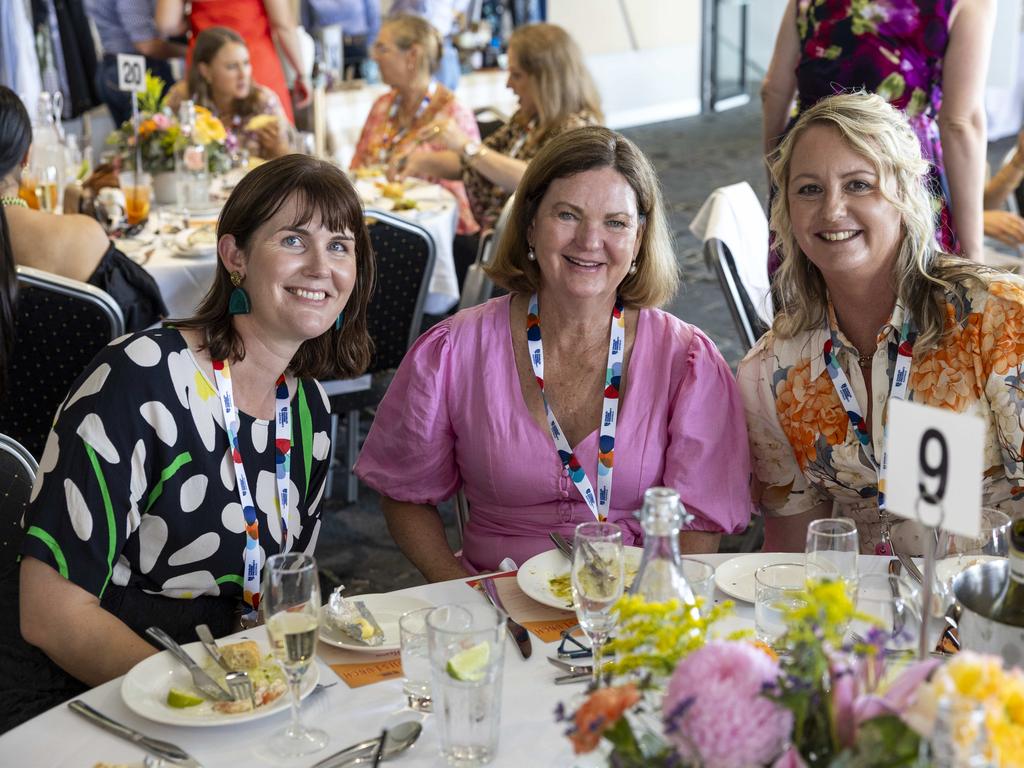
xmin=508 ymin=23 xmax=603 ymax=145
xmin=769 ymin=91 xmax=988 ymax=350
xmin=383 ymin=14 xmax=443 ymax=77
xmin=487 ymin=126 xmax=677 ymax=308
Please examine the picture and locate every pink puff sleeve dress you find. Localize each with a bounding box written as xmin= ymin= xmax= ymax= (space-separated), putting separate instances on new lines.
xmin=355 ymin=295 xmax=753 ymax=573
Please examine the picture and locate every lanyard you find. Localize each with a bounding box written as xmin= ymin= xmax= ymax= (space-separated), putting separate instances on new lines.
xmin=378 ymin=81 xmax=437 ymax=163
xmin=211 ymin=359 xmax=291 ymax=618
xmin=822 ymin=316 xmax=915 ymax=553
xmin=507 ymin=117 xmax=536 ymax=159
xmin=526 ymin=293 xmax=625 ymax=521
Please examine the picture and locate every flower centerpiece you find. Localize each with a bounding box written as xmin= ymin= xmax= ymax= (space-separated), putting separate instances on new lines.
xmin=106 ymin=72 xmax=233 ymax=175
xmin=558 ymin=580 xmax=1024 ymax=767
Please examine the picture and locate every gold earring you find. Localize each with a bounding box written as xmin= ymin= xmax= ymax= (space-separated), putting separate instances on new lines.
xmin=230 ymin=270 xmax=244 ymax=287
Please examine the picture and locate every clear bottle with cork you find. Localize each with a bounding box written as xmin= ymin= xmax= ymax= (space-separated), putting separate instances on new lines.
xmin=629 ymin=486 xmax=696 ymax=607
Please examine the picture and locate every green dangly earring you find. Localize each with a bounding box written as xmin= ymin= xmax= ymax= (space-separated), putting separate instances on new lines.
xmin=334 ymin=310 xmax=345 ymax=331
xmin=228 ymin=271 xmax=251 ymax=315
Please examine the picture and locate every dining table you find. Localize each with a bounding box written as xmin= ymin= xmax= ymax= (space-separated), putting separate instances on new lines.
xmin=0 ymin=553 xmax=908 ymax=768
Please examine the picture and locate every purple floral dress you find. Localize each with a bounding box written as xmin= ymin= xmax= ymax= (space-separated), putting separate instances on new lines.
xmin=770 ymin=0 xmax=959 ymax=272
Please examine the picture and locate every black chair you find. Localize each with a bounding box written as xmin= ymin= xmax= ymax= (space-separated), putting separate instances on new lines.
xmin=0 ymin=267 xmax=124 ymax=460
xmin=472 ymin=106 xmax=509 ymax=142
xmin=322 ymin=210 xmax=436 ymax=502
xmin=703 ymin=238 xmax=769 ymax=353
xmin=0 ymin=434 xmax=38 ymax=578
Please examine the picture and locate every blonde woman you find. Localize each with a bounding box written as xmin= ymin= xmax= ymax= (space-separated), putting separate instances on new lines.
xmin=351 ymin=14 xmax=480 ymax=238
xmin=400 ymin=22 xmax=603 ymax=232
xmin=738 ymin=92 xmax=1024 ymax=555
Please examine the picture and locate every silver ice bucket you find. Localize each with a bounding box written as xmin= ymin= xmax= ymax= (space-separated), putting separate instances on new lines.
xmin=953 ymin=559 xmax=1024 ymax=666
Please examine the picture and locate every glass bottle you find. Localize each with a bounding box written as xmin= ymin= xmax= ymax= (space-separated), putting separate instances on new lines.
xmin=990 ymin=517 xmax=1024 ymax=627
xmin=175 ymin=100 xmax=209 ymax=209
xmin=629 ymin=487 xmax=696 ymax=606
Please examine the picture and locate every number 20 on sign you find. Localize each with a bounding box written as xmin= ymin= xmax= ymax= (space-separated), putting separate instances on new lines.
xmin=885 ymin=399 xmax=983 ymax=538
xmin=116 ymin=53 xmax=146 ymax=93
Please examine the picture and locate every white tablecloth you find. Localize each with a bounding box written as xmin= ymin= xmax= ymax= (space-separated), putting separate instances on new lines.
xmin=0 ymin=554 xmax=899 ymax=768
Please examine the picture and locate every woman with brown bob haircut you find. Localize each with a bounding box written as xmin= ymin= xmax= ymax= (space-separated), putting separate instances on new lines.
xmin=356 ymin=126 xmax=752 ymax=581
xmin=12 ymin=155 xmax=373 ymax=725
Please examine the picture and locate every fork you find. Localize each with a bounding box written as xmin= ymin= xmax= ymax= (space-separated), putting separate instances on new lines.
xmin=195 ymin=624 xmax=255 ymax=708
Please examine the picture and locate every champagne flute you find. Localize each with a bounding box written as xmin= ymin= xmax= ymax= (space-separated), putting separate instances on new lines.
xmin=571 ymin=521 xmax=624 ymax=686
xmin=262 ymin=553 xmax=327 ymax=756
xmin=806 ymin=517 xmax=859 ymax=594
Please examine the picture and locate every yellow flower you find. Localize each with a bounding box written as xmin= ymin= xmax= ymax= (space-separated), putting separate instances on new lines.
xmin=193 ymin=111 xmax=227 ymax=144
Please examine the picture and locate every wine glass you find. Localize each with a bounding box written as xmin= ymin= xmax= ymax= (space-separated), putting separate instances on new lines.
xmin=935 ymin=507 xmax=1011 ymax=606
xmin=849 ymin=572 xmax=923 ymax=659
xmin=262 ymin=553 xmax=327 ymax=756
xmin=571 ymin=521 xmax=624 ymax=686
xmin=806 ymin=517 xmax=859 ymax=593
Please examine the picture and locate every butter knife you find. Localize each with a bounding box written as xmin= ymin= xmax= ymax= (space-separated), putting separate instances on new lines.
xmin=480 ymin=578 xmax=533 ymax=659
xmin=68 ymin=701 xmax=203 ymax=767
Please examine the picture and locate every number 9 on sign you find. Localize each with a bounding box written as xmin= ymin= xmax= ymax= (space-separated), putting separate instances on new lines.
xmin=117 ymin=54 xmax=146 ymax=93
xmin=886 ymin=400 xmax=982 ymax=538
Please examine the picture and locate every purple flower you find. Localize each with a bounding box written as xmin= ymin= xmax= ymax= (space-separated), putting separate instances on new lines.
xmin=663 ymin=641 xmax=792 ymax=768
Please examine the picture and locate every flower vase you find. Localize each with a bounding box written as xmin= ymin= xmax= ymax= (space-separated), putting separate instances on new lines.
xmin=152 ymin=171 xmax=177 ymax=206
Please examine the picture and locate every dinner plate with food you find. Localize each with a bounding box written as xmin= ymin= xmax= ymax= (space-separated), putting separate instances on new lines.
xmin=517 ymin=546 xmax=644 ymax=610
xmin=319 ymin=587 xmax=432 ymax=653
xmin=172 ymin=226 xmax=218 ymax=258
xmin=121 ymin=638 xmax=318 ymax=727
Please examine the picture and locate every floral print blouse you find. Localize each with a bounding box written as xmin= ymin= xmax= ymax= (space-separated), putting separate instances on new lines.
xmin=462 ymin=109 xmax=599 ymax=230
xmin=351 ymin=83 xmax=480 ymax=235
xmin=737 ymin=274 xmax=1024 ymax=554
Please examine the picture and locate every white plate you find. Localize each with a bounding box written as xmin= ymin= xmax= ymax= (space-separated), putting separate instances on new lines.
xmin=121 ymin=639 xmax=318 ymax=727
xmin=319 ymin=593 xmax=433 ymax=652
xmin=517 ymin=546 xmax=644 ymax=610
xmin=172 ymin=227 xmax=218 ymax=258
xmin=714 ymin=552 xmax=806 ymax=603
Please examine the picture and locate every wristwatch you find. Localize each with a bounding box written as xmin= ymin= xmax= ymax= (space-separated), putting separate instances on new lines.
xmin=462 ymin=141 xmax=489 ymax=164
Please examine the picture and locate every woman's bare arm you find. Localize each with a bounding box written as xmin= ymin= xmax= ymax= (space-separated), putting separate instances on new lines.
xmin=382 ymin=497 xmax=470 ymax=582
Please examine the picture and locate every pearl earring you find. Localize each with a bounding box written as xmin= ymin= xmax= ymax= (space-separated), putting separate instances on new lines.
xmin=527 ymin=246 xmax=536 ymax=261
xmin=628 ymin=261 xmax=638 ymax=275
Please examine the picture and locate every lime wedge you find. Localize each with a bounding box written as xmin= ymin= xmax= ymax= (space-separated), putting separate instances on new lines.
xmin=446 ymin=641 xmax=490 ymax=681
xmin=166 ymin=688 xmax=204 ymax=708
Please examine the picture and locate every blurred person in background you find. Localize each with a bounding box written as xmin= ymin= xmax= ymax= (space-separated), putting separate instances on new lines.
xmin=388 ymin=0 xmax=470 ymax=90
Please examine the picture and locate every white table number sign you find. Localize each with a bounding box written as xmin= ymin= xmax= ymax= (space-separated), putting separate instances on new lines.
xmin=116 ymin=53 xmax=147 ymax=93
xmin=885 ymin=399 xmax=983 ymax=538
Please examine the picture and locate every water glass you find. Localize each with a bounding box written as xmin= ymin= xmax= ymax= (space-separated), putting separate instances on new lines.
xmin=262 ymin=553 xmax=327 ymax=757
xmin=427 ymin=603 xmax=506 ymax=767
xmin=806 ymin=517 xmax=859 ymax=586
xmin=572 ymin=522 xmax=624 ymax=685
xmin=754 ymin=563 xmax=807 ymax=646
xmin=680 ymin=558 xmax=716 ymax=615
xmin=849 ymin=573 xmax=922 ymax=656
xmin=399 ymin=606 xmax=433 ymax=712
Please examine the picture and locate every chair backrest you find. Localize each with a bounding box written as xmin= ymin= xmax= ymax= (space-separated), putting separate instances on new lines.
xmin=361 ymin=210 xmax=436 ymax=373
xmin=458 ymin=193 xmax=515 ymax=311
xmin=0 ymin=267 xmax=124 ymax=459
xmin=703 ymin=238 xmax=769 ymax=352
xmin=0 ymin=434 xmax=38 ymax=577
xmin=473 ymin=106 xmax=509 ymax=142
xmin=1004 ymin=147 xmax=1023 ymax=216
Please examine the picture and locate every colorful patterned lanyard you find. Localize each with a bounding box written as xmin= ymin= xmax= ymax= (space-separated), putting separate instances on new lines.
xmin=211 ymin=359 xmax=292 ymax=619
xmin=526 ymin=293 xmax=625 ymax=521
xmin=378 ymin=80 xmax=437 ymax=163
xmin=822 ymin=316 xmax=915 ymax=553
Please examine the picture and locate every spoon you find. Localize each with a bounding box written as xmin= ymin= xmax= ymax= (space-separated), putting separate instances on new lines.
xmin=310 ymin=720 xmax=423 ymax=768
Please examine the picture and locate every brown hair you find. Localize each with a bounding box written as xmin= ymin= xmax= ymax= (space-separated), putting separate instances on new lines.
xmin=487 ymin=126 xmax=677 ymax=308
xmin=508 ymin=23 xmax=603 ymax=146
xmin=383 ymin=13 xmax=443 ymax=76
xmin=187 ymin=27 xmax=262 ymax=119
xmin=173 ymin=155 xmax=375 ymax=379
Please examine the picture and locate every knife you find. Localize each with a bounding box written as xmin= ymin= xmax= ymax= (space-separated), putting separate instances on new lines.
xmin=145 ymin=627 xmax=233 ymax=702
xmin=68 ymin=700 xmax=203 ymax=767
xmin=549 ymin=532 xmax=573 ymax=560
xmin=480 ymin=578 xmax=533 ymax=659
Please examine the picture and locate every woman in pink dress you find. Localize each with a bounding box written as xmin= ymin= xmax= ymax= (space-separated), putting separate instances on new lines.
xmin=355 ymin=127 xmax=753 ymax=579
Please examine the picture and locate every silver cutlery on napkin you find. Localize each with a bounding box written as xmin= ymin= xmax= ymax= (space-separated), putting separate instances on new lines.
xmin=480 ymin=577 xmax=533 ymax=659
xmin=145 ymin=627 xmax=233 ymax=702
xmin=68 ymin=700 xmax=203 ymax=768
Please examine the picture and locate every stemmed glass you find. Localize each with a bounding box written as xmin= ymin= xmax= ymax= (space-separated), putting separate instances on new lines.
xmin=806 ymin=517 xmax=859 ymax=595
xmin=849 ymin=573 xmax=923 ymax=659
xmin=262 ymin=553 xmax=327 ymax=756
xmin=935 ymin=507 xmax=1010 ymax=605
xmin=571 ymin=521 xmax=624 ymax=686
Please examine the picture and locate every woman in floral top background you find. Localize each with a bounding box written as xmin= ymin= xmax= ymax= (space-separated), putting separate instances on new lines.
xmin=738 ymin=92 xmax=1024 ymax=556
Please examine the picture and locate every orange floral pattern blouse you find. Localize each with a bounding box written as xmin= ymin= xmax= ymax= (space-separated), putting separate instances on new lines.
xmin=737 ymin=275 xmax=1024 ymax=553
xmin=351 ymin=84 xmax=480 ymax=235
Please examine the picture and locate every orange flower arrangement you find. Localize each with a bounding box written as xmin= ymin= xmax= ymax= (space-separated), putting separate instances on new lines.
xmin=567 ymin=682 xmax=641 ymax=754
xmin=775 ymin=359 xmax=848 ymax=470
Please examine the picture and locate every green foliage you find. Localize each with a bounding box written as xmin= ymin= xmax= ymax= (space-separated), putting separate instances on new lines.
xmin=828 ymin=716 xmax=923 ymax=768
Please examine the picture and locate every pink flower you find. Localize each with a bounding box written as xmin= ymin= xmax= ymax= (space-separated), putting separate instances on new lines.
xmin=152 ymin=112 xmax=171 ymax=130
xmin=772 ymin=745 xmax=808 ymax=768
xmin=663 ymin=641 xmax=792 ymax=768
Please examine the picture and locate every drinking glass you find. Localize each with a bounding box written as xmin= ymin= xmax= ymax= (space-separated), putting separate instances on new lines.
xmin=680 ymin=558 xmax=716 ymax=615
xmin=806 ymin=517 xmax=859 ymax=588
xmin=935 ymin=507 xmax=1010 ymax=605
xmin=399 ymin=606 xmax=433 ymax=712
xmin=849 ymin=573 xmax=922 ymax=657
xmin=571 ymin=521 xmax=624 ymax=686
xmin=262 ymin=552 xmax=327 ymax=756
xmin=427 ymin=603 xmax=505 ymax=767
xmin=32 ymin=163 xmax=60 ymax=212
xmin=754 ymin=563 xmax=807 ymax=646
xmin=120 ymin=170 xmax=152 ymax=226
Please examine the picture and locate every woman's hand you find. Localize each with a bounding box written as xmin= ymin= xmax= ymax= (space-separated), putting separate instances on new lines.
xmin=388 ymin=148 xmax=463 ymax=181
xmin=255 ymin=119 xmax=290 ymax=158
xmin=292 ymin=74 xmax=312 ymax=109
xmin=417 ymin=119 xmax=471 ymax=154
xmin=984 ymin=209 xmax=1024 ymax=247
